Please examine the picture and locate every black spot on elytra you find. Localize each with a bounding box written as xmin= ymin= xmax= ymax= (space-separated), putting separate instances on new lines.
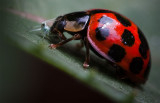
xmin=138 ymin=28 xmax=149 ymax=59
xmin=130 ymin=57 xmax=144 ymax=74
xmin=121 ymin=29 xmax=135 ymax=46
xmin=108 ymin=44 xmax=126 ymax=62
xmin=114 ymin=13 xmax=131 ymax=27
xmin=95 ymin=27 xmax=109 ymax=41
xmin=139 ymin=44 xmax=147 ymax=59
xmin=98 ymin=16 xmax=113 ymax=24
xmin=144 ymin=59 xmax=151 ymax=79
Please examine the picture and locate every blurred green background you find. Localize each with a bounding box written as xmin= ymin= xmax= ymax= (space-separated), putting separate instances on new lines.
xmin=1 ymin=0 xmax=160 ymax=103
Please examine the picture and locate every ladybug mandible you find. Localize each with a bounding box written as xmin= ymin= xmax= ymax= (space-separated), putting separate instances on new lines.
xmin=41 ymin=9 xmax=151 ymax=84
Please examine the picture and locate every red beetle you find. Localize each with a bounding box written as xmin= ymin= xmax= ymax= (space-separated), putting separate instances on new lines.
xmin=41 ymin=9 xmax=151 ymax=84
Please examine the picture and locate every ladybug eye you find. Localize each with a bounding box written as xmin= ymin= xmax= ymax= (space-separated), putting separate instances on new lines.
xmin=41 ymin=23 xmax=45 ymax=28
xmin=41 ymin=23 xmax=45 ymax=26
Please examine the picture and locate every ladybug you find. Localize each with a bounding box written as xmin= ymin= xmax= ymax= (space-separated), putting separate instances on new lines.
xmin=42 ymin=9 xmax=151 ymax=84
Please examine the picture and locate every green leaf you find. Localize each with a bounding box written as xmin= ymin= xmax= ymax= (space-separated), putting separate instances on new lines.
xmin=1 ymin=0 xmax=160 ymax=103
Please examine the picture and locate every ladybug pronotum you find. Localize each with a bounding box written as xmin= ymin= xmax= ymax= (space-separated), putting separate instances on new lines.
xmin=41 ymin=9 xmax=151 ymax=84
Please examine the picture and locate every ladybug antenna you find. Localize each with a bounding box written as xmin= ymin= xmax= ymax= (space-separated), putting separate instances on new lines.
xmin=30 ymin=26 xmax=41 ymax=32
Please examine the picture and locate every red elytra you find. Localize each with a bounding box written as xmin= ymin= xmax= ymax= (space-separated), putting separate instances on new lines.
xmin=47 ymin=9 xmax=151 ymax=84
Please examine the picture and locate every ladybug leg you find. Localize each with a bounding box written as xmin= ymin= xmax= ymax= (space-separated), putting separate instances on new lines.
xmin=83 ymin=37 xmax=90 ymax=68
xmin=54 ymin=28 xmax=67 ymax=40
xmin=58 ymin=32 xmax=67 ymax=40
xmin=75 ymin=40 xmax=84 ymax=49
xmin=49 ymin=34 xmax=81 ymax=49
